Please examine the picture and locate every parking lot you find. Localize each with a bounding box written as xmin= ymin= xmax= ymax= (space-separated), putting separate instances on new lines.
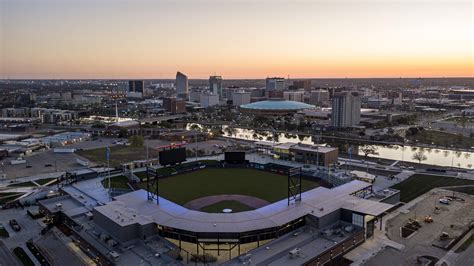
xmin=364 ymin=189 xmax=474 ymax=265
xmin=1 ymin=150 xmax=89 ymax=179
xmin=0 ymin=206 xmax=44 ymax=250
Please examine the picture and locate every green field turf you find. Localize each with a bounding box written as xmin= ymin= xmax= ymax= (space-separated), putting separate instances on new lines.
xmin=76 ymin=145 xmax=160 ymax=167
xmin=7 ymin=181 xmax=36 ymax=187
xmin=200 ymin=200 xmax=254 ymax=213
xmin=36 ymin=178 xmax=57 ymax=186
xmin=137 ymin=168 xmax=319 ymax=205
xmin=0 ymin=193 xmax=25 ymax=205
xmin=391 ymin=174 xmax=474 ymax=203
xmin=102 ymin=175 xmax=130 ymax=189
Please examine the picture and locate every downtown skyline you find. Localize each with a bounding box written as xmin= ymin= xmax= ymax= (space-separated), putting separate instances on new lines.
xmin=0 ymin=0 xmax=473 ymax=79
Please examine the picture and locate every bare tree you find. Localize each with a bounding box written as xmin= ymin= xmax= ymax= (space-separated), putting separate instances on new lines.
xmin=360 ymin=145 xmax=379 ymax=158
xmin=412 ymin=150 xmax=427 ymax=164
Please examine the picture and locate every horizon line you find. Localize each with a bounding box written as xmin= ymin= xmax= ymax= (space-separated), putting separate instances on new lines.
xmin=1 ymin=76 xmax=474 ymax=81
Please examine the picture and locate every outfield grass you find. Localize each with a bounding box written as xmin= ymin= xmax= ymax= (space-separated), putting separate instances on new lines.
xmin=76 ymin=145 xmax=160 ymax=167
xmin=200 ymin=200 xmax=254 ymax=213
xmin=102 ymin=175 xmax=130 ymax=189
xmin=137 ymin=168 xmax=319 ymax=205
xmin=391 ymin=174 xmax=474 ymax=203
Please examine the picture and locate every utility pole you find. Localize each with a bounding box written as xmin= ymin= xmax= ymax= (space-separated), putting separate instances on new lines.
xmin=106 ymin=146 xmax=111 ymax=196
xmin=195 ymin=131 xmax=198 ymax=161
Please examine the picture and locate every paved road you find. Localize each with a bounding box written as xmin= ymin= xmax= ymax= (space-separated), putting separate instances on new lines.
xmin=454 ymin=242 xmax=474 ymax=266
xmin=0 ymin=240 xmax=20 ymax=266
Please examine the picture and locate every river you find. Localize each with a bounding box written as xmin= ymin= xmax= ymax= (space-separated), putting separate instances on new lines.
xmin=186 ymin=123 xmax=474 ymax=169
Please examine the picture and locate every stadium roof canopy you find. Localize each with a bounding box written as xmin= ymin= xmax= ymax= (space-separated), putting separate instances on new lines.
xmin=94 ymin=180 xmax=392 ymax=233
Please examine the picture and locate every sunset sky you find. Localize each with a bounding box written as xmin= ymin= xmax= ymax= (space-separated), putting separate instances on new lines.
xmin=0 ymin=0 xmax=472 ymax=79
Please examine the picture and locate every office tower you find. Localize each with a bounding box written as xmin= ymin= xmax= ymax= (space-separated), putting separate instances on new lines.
xmin=232 ymin=91 xmax=251 ymax=106
xmin=209 ymin=76 xmax=223 ymax=99
xmin=128 ymin=80 xmax=144 ymax=93
xmin=266 ymin=77 xmax=285 ymax=90
xmin=163 ymin=97 xmax=186 ymax=114
xmin=189 ymin=89 xmax=202 ymax=103
xmin=283 ymin=91 xmax=305 ymax=102
xmin=176 ymin=72 xmax=189 ymax=97
xmin=331 ymin=91 xmax=361 ymax=127
xmin=309 ymin=89 xmax=330 ymax=106
xmin=200 ymin=93 xmax=219 ymax=108
xmin=292 ymin=80 xmax=312 ymax=90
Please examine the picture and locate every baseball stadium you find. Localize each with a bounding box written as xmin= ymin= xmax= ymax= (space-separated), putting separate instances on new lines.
xmin=90 ymin=149 xmax=396 ymax=265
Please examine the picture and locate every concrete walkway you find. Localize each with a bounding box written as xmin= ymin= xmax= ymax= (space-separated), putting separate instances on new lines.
xmin=436 ymin=229 xmax=472 ymax=266
xmin=344 ymin=227 xmax=404 ymax=265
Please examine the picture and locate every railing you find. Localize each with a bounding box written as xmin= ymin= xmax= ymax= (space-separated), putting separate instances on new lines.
xmin=302 ymin=230 xmax=365 ymax=266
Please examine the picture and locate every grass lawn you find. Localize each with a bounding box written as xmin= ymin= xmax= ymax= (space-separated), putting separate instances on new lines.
xmin=200 ymin=200 xmax=254 ymax=213
xmin=36 ymin=178 xmax=56 ymax=186
xmin=76 ymin=145 xmax=160 ymax=167
xmin=391 ymin=174 xmax=474 ymax=203
xmin=102 ymin=175 xmax=130 ymax=189
xmin=406 ymin=130 xmax=474 ymax=148
xmin=137 ymin=168 xmax=319 ymax=205
xmin=0 ymin=227 xmax=9 ymax=237
xmin=0 ymin=193 xmax=24 ymax=204
xmin=7 ymin=181 xmax=36 ymax=187
xmin=456 ymin=235 xmax=474 ymax=253
xmin=13 ymin=247 xmax=34 ymax=266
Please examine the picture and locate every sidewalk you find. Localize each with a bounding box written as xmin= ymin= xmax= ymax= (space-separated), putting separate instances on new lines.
xmin=436 ymin=229 xmax=472 ymax=266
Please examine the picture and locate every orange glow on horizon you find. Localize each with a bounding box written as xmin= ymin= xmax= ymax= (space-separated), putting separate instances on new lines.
xmin=1 ymin=0 xmax=472 ymax=79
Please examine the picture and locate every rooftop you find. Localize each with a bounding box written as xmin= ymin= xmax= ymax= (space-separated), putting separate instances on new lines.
xmin=93 ymin=180 xmax=393 ymax=233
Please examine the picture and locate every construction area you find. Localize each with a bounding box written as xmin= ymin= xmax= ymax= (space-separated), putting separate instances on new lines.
xmin=362 ymin=188 xmax=474 ymax=266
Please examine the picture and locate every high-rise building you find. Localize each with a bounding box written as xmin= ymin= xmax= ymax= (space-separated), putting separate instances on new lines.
xmin=128 ymin=80 xmax=144 ymax=93
xmin=200 ymin=93 xmax=219 ymax=108
xmin=162 ymin=97 xmax=186 ymax=114
xmin=232 ymin=91 xmax=251 ymax=106
xmin=266 ymin=77 xmax=285 ymax=90
xmin=189 ymin=88 xmax=205 ymax=103
xmin=331 ymin=91 xmax=361 ymax=128
xmin=283 ymin=91 xmax=305 ymax=102
xmin=128 ymin=80 xmax=145 ymax=98
xmin=309 ymin=89 xmax=330 ymax=106
xmin=209 ymin=76 xmax=223 ymax=99
xmin=175 ymin=72 xmax=189 ymax=97
xmin=292 ymin=80 xmax=312 ymax=90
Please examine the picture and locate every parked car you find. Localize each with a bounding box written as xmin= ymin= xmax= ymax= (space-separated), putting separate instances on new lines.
xmin=9 ymin=219 xmax=21 ymax=231
xmin=44 ymin=164 xmax=53 ymax=167
xmin=439 ymin=198 xmax=450 ymax=205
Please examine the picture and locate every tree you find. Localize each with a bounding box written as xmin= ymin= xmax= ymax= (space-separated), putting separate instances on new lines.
xmin=190 ymin=124 xmax=200 ymax=131
xmin=412 ymin=150 xmax=427 ymax=164
xmin=128 ymin=135 xmax=144 ymax=147
xmin=118 ymin=128 xmax=128 ymax=138
xmin=225 ymin=126 xmax=237 ymax=136
xmin=360 ymin=145 xmax=379 ymax=158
